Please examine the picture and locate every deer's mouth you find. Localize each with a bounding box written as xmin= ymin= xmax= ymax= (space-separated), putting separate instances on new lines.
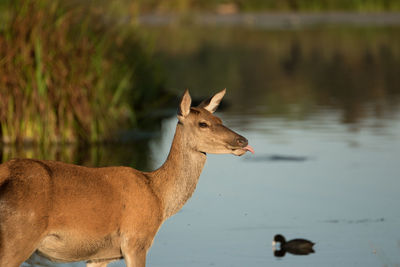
xmin=229 ymin=145 xmax=255 ymax=156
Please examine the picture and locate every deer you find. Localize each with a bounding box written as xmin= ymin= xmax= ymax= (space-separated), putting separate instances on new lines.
xmin=0 ymin=89 xmax=254 ymax=267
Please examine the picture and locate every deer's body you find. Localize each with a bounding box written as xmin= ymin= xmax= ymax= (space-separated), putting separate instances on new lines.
xmin=0 ymin=89 xmax=253 ymax=267
xmin=0 ymin=157 xmax=163 ymax=266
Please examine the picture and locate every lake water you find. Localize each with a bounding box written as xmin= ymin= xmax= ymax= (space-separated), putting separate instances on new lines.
xmin=147 ymin=112 xmax=400 ymax=267
xmin=19 ymin=15 xmax=400 ymax=267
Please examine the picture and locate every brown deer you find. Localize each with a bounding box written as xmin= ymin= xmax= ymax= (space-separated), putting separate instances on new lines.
xmin=0 ymin=89 xmax=254 ymax=267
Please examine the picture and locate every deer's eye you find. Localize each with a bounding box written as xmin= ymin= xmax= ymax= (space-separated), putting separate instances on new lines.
xmin=198 ymin=122 xmax=209 ymax=128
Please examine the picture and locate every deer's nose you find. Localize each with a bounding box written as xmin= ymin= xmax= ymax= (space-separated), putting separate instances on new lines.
xmin=235 ymin=136 xmax=248 ymax=147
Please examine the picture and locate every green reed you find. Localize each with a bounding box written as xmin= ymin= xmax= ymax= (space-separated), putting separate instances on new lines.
xmin=0 ymin=0 xmax=165 ymax=145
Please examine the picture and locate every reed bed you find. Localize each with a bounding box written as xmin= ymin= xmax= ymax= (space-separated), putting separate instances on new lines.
xmin=0 ymin=0 xmax=165 ymax=145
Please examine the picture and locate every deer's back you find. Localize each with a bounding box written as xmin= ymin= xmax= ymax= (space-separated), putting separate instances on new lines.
xmin=0 ymin=158 xmax=163 ymax=233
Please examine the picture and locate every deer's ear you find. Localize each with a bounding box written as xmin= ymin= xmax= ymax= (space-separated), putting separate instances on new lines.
xmin=178 ymin=89 xmax=192 ymax=120
xmin=198 ymin=88 xmax=226 ymax=113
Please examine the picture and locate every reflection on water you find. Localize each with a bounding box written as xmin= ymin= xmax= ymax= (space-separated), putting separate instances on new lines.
xmin=245 ymin=154 xmax=309 ymax=162
xmin=0 ymin=142 xmax=153 ymax=171
xmin=10 ymin=22 xmax=400 ymax=267
xmin=147 ymin=25 xmax=400 ymax=127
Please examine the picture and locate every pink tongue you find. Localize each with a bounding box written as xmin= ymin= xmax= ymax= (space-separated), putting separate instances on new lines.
xmin=244 ymin=145 xmax=255 ymax=154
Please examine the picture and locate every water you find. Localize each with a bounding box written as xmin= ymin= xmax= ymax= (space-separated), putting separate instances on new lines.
xmin=146 ymin=111 xmax=400 ymax=267
xmin=16 ymin=17 xmax=400 ymax=267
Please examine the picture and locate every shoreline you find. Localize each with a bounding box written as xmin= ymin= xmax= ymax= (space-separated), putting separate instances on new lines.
xmin=138 ymin=12 xmax=400 ymax=28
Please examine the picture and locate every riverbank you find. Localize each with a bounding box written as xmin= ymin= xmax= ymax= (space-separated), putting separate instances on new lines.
xmin=138 ymin=12 xmax=400 ymax=28
xmin=135 ymin=0 xmax=400 ymax=13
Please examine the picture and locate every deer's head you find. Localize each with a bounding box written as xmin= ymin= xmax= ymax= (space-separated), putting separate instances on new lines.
xmin=177 ymin=89 xmax=254 ymax=156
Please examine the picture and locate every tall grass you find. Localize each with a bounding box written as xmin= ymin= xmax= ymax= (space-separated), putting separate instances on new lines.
xmin=0 ymin=0 xmax=166 ymax=145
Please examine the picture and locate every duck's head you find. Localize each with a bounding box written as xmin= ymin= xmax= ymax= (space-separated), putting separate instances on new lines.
xmin=272 ymin=234 xmax=286 ymax=246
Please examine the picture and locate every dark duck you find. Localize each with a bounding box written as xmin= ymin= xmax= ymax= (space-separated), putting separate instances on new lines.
xmin=272 ymin=234 xmax=315 ymax=257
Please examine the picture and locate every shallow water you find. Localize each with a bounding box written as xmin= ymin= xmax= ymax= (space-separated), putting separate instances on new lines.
xmin=20 ymin=19 xmax=400 ymax=267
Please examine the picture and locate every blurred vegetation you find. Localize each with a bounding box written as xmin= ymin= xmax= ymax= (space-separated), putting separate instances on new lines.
xmin=135 ymin=0 xmax=400 ymax=13
xmin=0 ymin=141 xmax=153 ymax=170
xmin=0 ymin=0 xmax=167 ymax=145
xmin=147 ymin=25 xmax=400 ymax=125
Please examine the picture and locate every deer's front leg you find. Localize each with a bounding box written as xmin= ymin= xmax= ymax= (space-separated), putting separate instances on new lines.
xmin=86 ymin=261 xmax=112 ymax=267
xmin=121 ymin=238 xmax=148 ymax=267
xmin=123 ymin=250 xmax=146 ymax=267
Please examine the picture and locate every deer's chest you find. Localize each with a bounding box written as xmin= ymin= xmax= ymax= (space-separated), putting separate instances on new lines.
xmin=37 ymin=230 xmax=122 ymax=263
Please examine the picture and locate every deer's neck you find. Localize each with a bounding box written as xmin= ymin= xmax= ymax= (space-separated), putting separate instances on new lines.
xmin=149 ymin=123 xmax=207 ymax=219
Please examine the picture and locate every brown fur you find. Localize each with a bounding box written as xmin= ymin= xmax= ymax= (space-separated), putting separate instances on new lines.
xmin=0 ymin=89 xmax=250 ymax=267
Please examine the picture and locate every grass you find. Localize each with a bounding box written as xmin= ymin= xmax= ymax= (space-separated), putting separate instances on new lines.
xmin=0 ymin=0 xmax=167 ymax=145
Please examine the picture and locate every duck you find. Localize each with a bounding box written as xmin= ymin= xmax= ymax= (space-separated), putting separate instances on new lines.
xmin=272 ymin=234 xmax=315 ymax=256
